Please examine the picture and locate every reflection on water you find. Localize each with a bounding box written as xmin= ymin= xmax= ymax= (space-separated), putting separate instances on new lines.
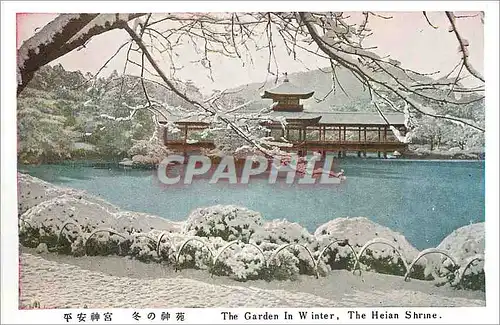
xmin=19 ymin=159 xmax=485 ymax=250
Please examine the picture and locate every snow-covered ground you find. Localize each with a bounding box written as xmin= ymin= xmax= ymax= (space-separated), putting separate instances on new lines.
xmin=17 ymin=172 xmax=486 ymax=307
xmin=19 ymin=250 xmax=485 ymax=308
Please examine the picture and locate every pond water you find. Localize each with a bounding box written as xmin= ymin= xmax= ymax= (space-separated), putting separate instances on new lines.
xmin=19 ymin=158 xmax=485 ymax=250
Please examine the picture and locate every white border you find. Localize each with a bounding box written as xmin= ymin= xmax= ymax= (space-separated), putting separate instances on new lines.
xmin=2 ymin=1 xmax=499 ymax=324
xmin=0 ymin=307 xmax=497 ymax=324
xmin=0 ymin=1 xmax=496 ymax=13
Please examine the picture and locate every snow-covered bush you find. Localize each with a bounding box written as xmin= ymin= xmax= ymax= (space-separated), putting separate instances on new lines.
xmin=262 ymin=242 xmax=302 ymax=281
xmin=131 ymin=155 xmax=158 ymax=166
xmin=128 ymin=231 xmax=159 ymax=262
xmin=252 ymin=219 xmax=315 ymax=245
xmin=174 ymin=236 xmax=214 ymax=271
xmin=435 ymin=223 xmax=485 ymax=291
xmin=314 ymin=217 xmax=425 ymax=278
xmin=253 ymin=219 xmax=318 ymax=276
xmin=156 ymin=231 xmax=183 ymax=264
xmin=211 ymin=240 xmax=267 ymax=281
xmin=183 ymin=205 xmax=264 ymax=243
xmin=85 ymin=232 xmax=128 ymax=256
xmin=114 ymin=211 xmax=183 ymax=235
xmin=127 ymin=139 xmax=173 ymax=165
xmin=19 ymin=195 xmax=119 ymax=254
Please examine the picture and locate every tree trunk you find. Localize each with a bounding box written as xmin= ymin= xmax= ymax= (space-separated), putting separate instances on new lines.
xmin=17 ymin=13 xmax=145 ymax=95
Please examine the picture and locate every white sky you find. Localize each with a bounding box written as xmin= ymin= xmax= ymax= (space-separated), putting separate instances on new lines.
xmin=17 ymin=11 xmax=484 ymax=94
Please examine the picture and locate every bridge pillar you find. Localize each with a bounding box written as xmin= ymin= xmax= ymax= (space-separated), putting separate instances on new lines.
xmin=363 ymin=151 xmax=367 ymax=158
xmin=321 ymin=150 xmax=326 ymax=160
xmin=383 ymin=151 xmax=388 ymax=159
xmin=377 ymin=151 xmax=381 ymax=158
xmin=357 ymin=151 xmax=361 ymax=157
xmin=338 ymin=151 xmax=342 ymax=158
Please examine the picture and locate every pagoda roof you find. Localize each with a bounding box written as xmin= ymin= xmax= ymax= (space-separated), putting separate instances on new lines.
xmin=261 ymin=79 xmax=314 ymax=99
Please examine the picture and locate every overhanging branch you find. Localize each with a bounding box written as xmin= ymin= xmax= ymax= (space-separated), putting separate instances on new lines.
xmin=17 ymin=13 xmax=146 ymax=95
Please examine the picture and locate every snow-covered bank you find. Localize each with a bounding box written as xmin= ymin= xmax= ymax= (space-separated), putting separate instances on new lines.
xmin=18 ymin=172 xmax=485 ymax=289
xmin=19 ymin=251 xmax=485 ymax=308
xmin=403 ymin=145 xmax=484 ymax=160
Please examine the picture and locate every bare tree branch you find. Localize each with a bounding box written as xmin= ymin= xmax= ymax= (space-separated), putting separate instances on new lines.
xmin=445 ymin=11 xmax=484 ymax=82
xmin=298 ymin=12 xmax=484 ymax=132
xmin=121 ymin=22 xmax=281 ymax=159
xmin=423 ymin=12 xmax=438 ymax=29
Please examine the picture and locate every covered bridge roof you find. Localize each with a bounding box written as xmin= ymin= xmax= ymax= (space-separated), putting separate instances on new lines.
xmin=266 ymin=111 xmax=406 ymax=125
xmin=156 ymin=109 xmax=406 ymax=126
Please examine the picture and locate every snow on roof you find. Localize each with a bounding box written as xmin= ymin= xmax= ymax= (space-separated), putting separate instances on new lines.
xmin=156 ymin=109 xmax=405 ymax=126
xmin=305 ymin=111 xmax=406 ymax=125
xmin=253 ymin=110 xmax=406 ymax=126
xmin=261 ymin=79 xmax=314 ymax=99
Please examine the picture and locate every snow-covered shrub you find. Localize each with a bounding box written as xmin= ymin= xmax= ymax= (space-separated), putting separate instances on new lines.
xmin=114 ymin=211 xmax=183 ymax=235
xmin=23 ymin=173 xmax=486 ymax=286
xmin=85 ymin=232 xmax=127 ymax=256
xmin=175 ymin=239 xmax=214 ymax=271
xmin=252 ymin=219 xmax=315 ymax=245
xmin=435 ymin=223 xmax=485 ymax=291
xmin=211 ymin=240 xmax=267 ymax=281
xmin=19 ymin=195 xmax=118 ymax=254
xmin=128 ymin=232 xmax=158 ymax=262
xmin=262 ymin=242 xmax=302 ymax=281
xmin=314 ymin=217 xmax=424 ymax=278
xmin=131 ymin=155 xmax=157 ymax=167
xmin=128 ymin=139 xmax=172 ymax=165
xmin=313 ymin=236 xmax=354 ymax=275
xmin=156 ymin=231 xmax=183 ymax=265
xmin=252 ymin=219 xmax=318 ymax=276
xmin=183 ymin=205 xmax=264 ymax=243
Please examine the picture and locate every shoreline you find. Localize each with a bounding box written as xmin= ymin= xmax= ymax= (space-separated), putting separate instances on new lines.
xmin=17 ymin=155 xmax=485 ymax=173
xmin=18 ymin=149 xmax=485 ymax=169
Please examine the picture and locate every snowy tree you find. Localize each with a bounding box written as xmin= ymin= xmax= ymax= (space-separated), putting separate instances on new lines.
xmin=17 ymin=90 xmax=80 ymax=163
xmin=412 ymin=116 xmax=447 ymax=151
xmin=17 ymin=12 xmax=485 ymax=158
xmin=445 ymin=124 xmax=484 ymax=151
